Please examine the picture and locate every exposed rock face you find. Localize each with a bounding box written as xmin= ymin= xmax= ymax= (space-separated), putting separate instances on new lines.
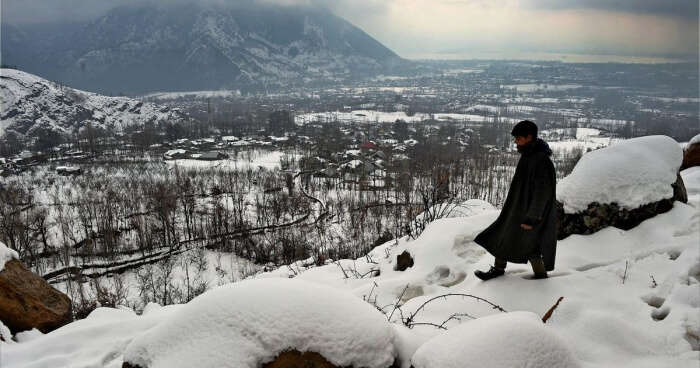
xmin=0 ymin=259 xmax=72 ymax=334
xmin=681 ymin=142 xmax=700 ymax=170
xmin=263 ymin=350 xmax=341 ymax=368
xmin=672 ymin=172 xmax=688 ymax=203
xmin=557 ymin=174 xmax=687 ymax=239
xmin=395 ymin=250 xmax=414 ymax=271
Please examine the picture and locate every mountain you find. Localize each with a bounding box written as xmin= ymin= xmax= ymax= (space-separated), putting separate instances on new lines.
xmin=1 ymin=2 xmax=402 ymax=95
xmin=0 ymin=68 xmax=188 ymax=141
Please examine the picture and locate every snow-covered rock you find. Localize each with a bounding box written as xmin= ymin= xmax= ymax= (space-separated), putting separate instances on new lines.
xmin=558 ymin=135 xmax=683 ymax=213
xmin=411 ymin=312 xmax=579 ymax=368
xmin=122 ymin=278 xmax=396 ymax=368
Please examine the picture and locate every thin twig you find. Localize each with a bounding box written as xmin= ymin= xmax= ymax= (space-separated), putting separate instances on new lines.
xmin=388 ymin=284 xmax=409 ymax=321
xmin=542 ymin=297 xmax=564 ymax=324
xmin=405 ymin=293 xmax=507 ymax=329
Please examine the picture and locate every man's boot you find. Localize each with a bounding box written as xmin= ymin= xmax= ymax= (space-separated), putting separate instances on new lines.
xmin=529 ymin=256 xmax=548 ymax=279
xmin=474 ymin=266 xmax=505 ymax=281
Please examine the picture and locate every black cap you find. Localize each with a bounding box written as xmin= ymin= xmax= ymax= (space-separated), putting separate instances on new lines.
xmin=511 ymin=120 xmax=538 ymax=138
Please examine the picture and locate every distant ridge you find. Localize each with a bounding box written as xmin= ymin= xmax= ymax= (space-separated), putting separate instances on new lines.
xmin=0 ymin=68 xmax=187 ymax=141
xmin=2 ymin=2 xmax=402 ymax=94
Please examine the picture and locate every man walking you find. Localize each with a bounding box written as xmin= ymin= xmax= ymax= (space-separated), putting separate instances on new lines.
xmin=473 ymin=120 xmax=557 ymax=280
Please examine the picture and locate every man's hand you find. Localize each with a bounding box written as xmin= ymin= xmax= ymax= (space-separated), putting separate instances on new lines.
xmin=520 ymin=224 xmax=533 ymax=230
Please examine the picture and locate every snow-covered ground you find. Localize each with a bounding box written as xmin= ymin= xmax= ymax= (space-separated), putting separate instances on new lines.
xmin=165 ymin=150 xmax=297 ymax=171
xmin=5 ymin=161 xmax=698 ymax=367
xmin=142 ymin=90 xmax=241 ymax=101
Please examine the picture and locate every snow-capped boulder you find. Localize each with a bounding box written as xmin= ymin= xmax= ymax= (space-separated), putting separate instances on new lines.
xmin=122 ymin=278 xmax=396 ymax=368
xmin=0 ymin=241 xmax=72 ymax=334
xmin=681 ymin=133 xmax=700 ymax=170
xmin=0 ymin=241 xmax=18 ymax=272
xmin=557 ymin=135 xmax=685 ymax=238
xmin=411 ymin=312 xmax=579 ymax=368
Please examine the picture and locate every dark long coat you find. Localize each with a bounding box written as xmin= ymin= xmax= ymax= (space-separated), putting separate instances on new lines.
xmin=474 ymin=139 xmax=558 ymax=271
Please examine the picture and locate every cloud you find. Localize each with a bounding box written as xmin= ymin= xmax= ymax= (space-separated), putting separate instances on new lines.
xmin=2 ymin=0 xmax=697 ymax=59
xmin=523 ymin=0 xmax=699 ymax=20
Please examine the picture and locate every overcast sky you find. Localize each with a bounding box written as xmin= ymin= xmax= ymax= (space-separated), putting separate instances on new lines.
xmin=3 ymin=0 xmax=698 ymax=61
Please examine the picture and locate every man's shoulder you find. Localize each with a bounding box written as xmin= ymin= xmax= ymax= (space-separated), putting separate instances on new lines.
xmin=530 ymin=151 xmax=555 ymax=170
xmin=528 ymin=150 xmax=553 ymax=162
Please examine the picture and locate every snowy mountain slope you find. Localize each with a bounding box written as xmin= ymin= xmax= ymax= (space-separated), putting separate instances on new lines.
xmin=2 ymin=2 xmax=402 ymax=94
xmin=4 ymin=167 xmax=698 ymax=368
xmin=0 ymin=68 xmax=187 ymax=139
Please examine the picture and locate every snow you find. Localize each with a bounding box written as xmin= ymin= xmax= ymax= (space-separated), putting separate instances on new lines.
xmin=411 ymin=312 xmax=578 ymax=368
xmin=0 ymin=240 xmax=19 ymax=272
xmin=143 ymin=90 xmax=241 ymax=101
xmin=5 ymin=137 xmax=700 ymax=368
xmin=688 ymin=133 xmax=700 ymax=146
xmin=5 ymin=195 xmax=699 ymax=367
xmin=557 ymin=135 xmax=683 ymax=213
xmin=122 ymin=278 xmax=395 ymax=368
xmin=0 ymin=320 xmax=13 ymax=343
xmin=3 ymin=306 xmax=178 ymax=368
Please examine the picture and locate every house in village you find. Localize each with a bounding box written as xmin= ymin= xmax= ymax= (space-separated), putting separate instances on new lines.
xmin=198 ymin=151 xmax=229 ymax=161
xmin=56 ymin=166 xmax=82 ymax=176
xmin=163 ymin=149 xmax=188 ymax=160
xmin=0 ymin=158 xmax=19 ymax=176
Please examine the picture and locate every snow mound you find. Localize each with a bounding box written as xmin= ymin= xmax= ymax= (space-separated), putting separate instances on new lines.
xmin=411 ymin=312 xmax=579 ymax=368
xmin=0 ymin=240 xmax=18 ymax=272
xmin=688 ymin=133 xmax=700 ymax=146
xmin=123 ymin=278 xmax=396 ymax=368
xmin=558 ymin=135 xmax=682 ymax=213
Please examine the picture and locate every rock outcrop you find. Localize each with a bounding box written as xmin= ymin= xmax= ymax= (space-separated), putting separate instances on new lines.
xmin=0 ymin=259 xmax=72 ymax=334
xmin=681 ymin=139 xmax=700 ymax=170
xmin=395 ymin=251 xmax=414 ymax=271
xmin=556 ymin=135 xmax=686 ymax=239
xmin=263 ymin=350 xmax=341 ymax=368
xmin=557 ymin=174 xmax=687 ymax=239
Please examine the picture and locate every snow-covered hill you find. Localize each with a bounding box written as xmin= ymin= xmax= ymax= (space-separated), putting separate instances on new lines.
xmin=3 ymin=168 xmax=699 ymax=366
xmin=2 ymin=2 xmax=402 ymax=94
xmin=0 ymin=68 xmax=187 ymax=139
